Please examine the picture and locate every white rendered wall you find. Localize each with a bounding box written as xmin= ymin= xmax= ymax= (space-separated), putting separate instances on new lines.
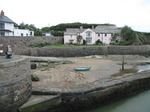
xmin=64 ymin=35 xmax=77 ymax=44
xmin=14 ymin=29 xmax=34 ymax=36
xmin=5 ymin=23 xmax=14 ymax=31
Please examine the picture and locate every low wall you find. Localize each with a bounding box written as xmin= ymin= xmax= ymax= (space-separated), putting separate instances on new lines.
xmin=0 ymin=36 xmax=63 ymax=52
xmin=15 ymin=45 xmax=150 ymax=57
xmin=47 ymin=71 xmax=150 ymax=112
xmin=0 ymin=57 xmax=32 ymax=112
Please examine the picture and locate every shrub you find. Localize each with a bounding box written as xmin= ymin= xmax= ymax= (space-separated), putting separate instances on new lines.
xmin=83 ymin=39 xmax=86 ymax=45
xmin=95 ymin=39 xmax=102 ymax=45
xmin=31 ymin=43 xmax=51 ymax=47
xmin=57 ymin=43 xmax=62 ymax=46
xmin=31 ymin=75 xmax=40 ymax=81
xmin=119 ymin=41 xmax=130 ymax=45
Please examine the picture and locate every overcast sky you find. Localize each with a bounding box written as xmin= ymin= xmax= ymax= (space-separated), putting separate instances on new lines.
xmin=0 ymin=0 xmax=150 ymax=32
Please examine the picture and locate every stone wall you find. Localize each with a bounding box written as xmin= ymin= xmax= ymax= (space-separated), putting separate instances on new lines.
xmin=48 ymin=70 xmax=150 ymax=112
xmin=0 ymin=36 xmax=63 ymax=52
xmin=0 ymin=57 xmax=32 ymax=112
xmin=15 ymin=45 xmax=150 ymax=57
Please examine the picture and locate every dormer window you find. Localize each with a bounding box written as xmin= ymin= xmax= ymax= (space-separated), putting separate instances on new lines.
xmin=0 ymin=23 xmax=4 ymax=29
xmin=86 ymin=31 xmax=92 ymax=37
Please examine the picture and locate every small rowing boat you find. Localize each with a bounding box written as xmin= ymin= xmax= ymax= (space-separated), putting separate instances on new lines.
xmin=74 ymin=67 xmax=91 ymax=71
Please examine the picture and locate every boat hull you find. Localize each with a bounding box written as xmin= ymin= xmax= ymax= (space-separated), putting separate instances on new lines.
xmin=74 ymin=67 xmax=91 ymax=71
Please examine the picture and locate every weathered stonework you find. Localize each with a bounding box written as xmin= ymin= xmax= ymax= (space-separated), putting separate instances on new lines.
xmin=46 ymin=71 xmax=150 ymax=112
xmin=0 ymin=57 xmax=32 ymax=112
xmin=14 ymin=45 xmax=150 ymax=57
xmin=0 ymin=36 xmax=63 ymax=53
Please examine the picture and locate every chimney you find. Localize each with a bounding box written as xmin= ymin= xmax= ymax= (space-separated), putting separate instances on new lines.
xmin=92 ymin=26 xmax=94 ymax=29
xmin=80 ymin=26 xmax=83 ymax=29
xmin=1 ymin=10 xmax=4 ymax=16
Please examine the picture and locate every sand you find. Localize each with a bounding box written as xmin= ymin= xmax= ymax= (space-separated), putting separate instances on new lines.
xmin=32 ymin=55 xmax=149 ymax=89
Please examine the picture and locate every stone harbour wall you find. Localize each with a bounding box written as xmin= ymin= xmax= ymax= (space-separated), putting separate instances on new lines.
xmin=0 ymin=36 xmax=63 ymax=52
xmin=47 ymin=70 xmax=150 ymax=112
xmin=15 ymin=45 xmax=150 ymax=57
xmin=0 ymin=58 xmax=32 ymax=112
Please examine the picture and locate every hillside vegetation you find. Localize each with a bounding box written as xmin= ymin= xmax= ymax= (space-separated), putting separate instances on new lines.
xmin=16 ymin=22 xmax=150 ymax=45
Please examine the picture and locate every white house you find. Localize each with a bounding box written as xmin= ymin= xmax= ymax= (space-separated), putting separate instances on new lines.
xmin=42 ymin=32 xmax=53 ymax=37
xmin=64 ymin=25 xmax=122 ymax=45
xmin=0 ymin=10 xmax=34 ymax=36
xmin=14 ymin=27 xmax=34 ymax=36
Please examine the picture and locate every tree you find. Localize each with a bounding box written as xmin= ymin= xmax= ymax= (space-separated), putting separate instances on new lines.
xmin=41 ymin=27 xmax=50 ymax=33
xmin=121 ymin=26 xmax=150 ymax=45
xmin=95 ymin=39 xmax=102 ymax=45
xmin=77 ymin=35 xmax=83 ymax=44
xmin=121 ymin=26 xmax=134 ymax=42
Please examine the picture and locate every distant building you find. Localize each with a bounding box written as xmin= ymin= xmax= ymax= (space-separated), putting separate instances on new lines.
xmin=42 ymin=32 xmax=53 ymax=37
xmin=0 ymin=10 xmax=34 ymax=36
xmin=64 ymin=25 xmax=122 ymax=45
xmin=14 ymin=27 xmax=34 ymax=36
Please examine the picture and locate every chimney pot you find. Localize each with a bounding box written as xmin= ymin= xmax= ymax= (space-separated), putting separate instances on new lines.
xmin=1 ymin=10 xmax=4 ymax=16
xmin=80 ymin=26 xmax=83 ymax=29
xmin=92 ymin=26 xmax=94 ymax=29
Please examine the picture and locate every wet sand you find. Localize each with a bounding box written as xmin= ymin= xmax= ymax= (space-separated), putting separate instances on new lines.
xmin=32 ymin=55 xmax=150 ymax=89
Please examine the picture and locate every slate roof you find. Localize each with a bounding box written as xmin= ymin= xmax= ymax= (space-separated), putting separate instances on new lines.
xmin=64 ymin=25 xmax=121 ymax=35
xmin=0 ymin=29 xmax=12 ymax=32
xmin=0 ymin=15 xmax=15 ymax=23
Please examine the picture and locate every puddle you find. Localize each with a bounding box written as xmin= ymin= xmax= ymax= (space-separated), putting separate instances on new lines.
xmin=111 ymin=68 xmax=138 ymax=77
xmin=111 ymin=62 xmax=150 ymax=77
xmin=137 ymin=65 xmax=150 ymax=73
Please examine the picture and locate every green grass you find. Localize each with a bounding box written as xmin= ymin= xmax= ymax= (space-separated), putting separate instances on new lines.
xmin=30 ymin=42 xmax=104 ymax=48
xmin=45 ymin=44 xmax=103 ymax=48
xmin=31 ymin=75 xmax=40 ymax=81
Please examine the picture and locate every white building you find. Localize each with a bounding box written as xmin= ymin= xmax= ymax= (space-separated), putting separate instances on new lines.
xmin=14 ymin=27 xmax=34 ymax=36
xmin=42 ymin=32 xmax=53 ymax=37
xmin=0 ymin=10 xmax=34 ymax=36
xmin=64 ymin=25 xmax=122 ymax=45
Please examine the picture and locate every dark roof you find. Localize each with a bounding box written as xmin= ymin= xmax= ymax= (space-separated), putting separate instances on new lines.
xmin=64 ymin=25 xmax=121 ymax=35
xmin=0 ymin=29 xmax=12 ymax=32
xmin=0 ymin=15 xmax=15 ymax=23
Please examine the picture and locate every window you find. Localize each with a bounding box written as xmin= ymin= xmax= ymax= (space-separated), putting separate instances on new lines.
xmin=86 ymin=38 xmax=92 ymax=43
xmin=86 ymin=31 xmax=92 ymax=37
xmin=98 ymin=34 xmax=101 ymax=37
xmin=21 ymin=33 xmax=23 ymax=36
xmin=30 ymin=32 xmax=32 ymax=36
xmin=69 ymin=39 xmax=74 ymax=42
xmin=86 ymin=31 xmax=92 ymax=44
xmin=105 ymin=34 xmax=107 ymax=36
xmin=0 ymin=23 xmax=4 ymax=29
xmin=0 ymin=32 xmax=5 ymax=36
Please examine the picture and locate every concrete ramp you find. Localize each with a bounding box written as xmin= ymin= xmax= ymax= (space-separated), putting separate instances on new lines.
xmin=20 ymin=95 xmax=61 ymax=112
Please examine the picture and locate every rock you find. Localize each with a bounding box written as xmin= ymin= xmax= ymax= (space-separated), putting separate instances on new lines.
xmin=31 ymin=64 xmax=37 ymax=69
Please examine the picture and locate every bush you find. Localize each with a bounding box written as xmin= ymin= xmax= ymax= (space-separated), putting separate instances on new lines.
xmin=57 ymin=43 xmax=62 ymax=46
xmin=119 ymin=41 xmax=130 ymax=45
xmin=31 ymin=43 xmax=51 ymax=47
xmin=31 ymin=75 xmax=40 ymax=81
xmin=83 ymin=39 xmax=86 ymax=45
xmin=69 ymin=42 xmax=73 ymax=45
xmin=95 ymin=39 xmax=102 ymax=45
